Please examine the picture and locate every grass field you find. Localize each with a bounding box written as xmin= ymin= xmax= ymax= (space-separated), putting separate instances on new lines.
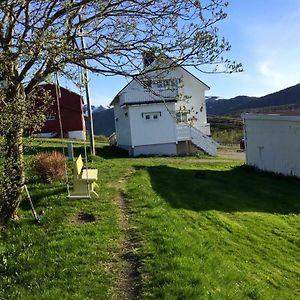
xmin=126 ymin=164 xmax=299 ymax=299
xmin=209 ymin=116 xmax=244 ymax=145
xmin=0 ymin=140 xmax=299 ymax=299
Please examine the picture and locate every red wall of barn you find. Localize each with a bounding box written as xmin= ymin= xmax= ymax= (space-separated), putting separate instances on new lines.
xmin=38 ymin=84 xmax=85 ymax=136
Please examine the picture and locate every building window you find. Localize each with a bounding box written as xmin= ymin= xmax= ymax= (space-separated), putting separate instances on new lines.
xmin=176 ymin=112 xmax=188 ymax=123
xmin=156 ymin=80 xmax=163 ymax=89
xmin=155 ymin=78 xmax=181 ymax=90
xmin=124 ymin=112 xmax=128 ymax=117
xmin=46 ymin=114 xmax=55 ymax=121
xmin=142 ymin=111 xmax=161 ymax=120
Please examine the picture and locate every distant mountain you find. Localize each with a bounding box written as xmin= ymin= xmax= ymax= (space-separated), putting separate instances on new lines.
xmin=205 ymin=96 xmax=226 ymax=102
xmin=93 ymin=105 xmax=106 ymax=113
xmin=83 ymin=104 xmax=97 ymax=115
xmin=206 ymin=84 xmax=300 ymax=116
xmin=84 ymin=105 xmax=115 ymax=137
xmin=88 ymin=83 xmax=300 ymax=136
xmin=92 ymin=108 xmax=115 ymax=137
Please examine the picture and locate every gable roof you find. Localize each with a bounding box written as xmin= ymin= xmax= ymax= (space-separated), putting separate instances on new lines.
xmin=39 ymin=83 xmax=83 ymax=102
xmin=181 ymin=67 xmax=210 ymax=90
xmin=120 ymin=98 xmax=177 ymax=107
xmin=38 ymin=83 xmax=84 ymax=113
xmin=110 ymin=80 xmax=133 ymax=106
xmin=110 ymin=59 xmax=210 ymax=107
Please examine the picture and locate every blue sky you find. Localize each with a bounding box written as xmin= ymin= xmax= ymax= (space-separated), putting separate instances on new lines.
xmin=62 ymin=0 xmax=300 ymax=107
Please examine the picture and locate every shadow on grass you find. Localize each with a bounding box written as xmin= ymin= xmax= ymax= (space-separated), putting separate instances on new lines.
xmin=24 ymin=145 xmax=64 ymax=156
xmin=95 ymin=145 xmax=129 ymax=159
xmin=25 ymin=144 xmax=88 ymax=157
xmin=25 ymin=144 xmax=128 ymax=159
xmin=140 ymin=165 xmax=300 ymax=214
xmin=20 ymin=185 xmax=66 ymax=211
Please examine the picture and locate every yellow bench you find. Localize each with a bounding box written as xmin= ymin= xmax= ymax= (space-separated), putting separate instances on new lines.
xmin=68 ymin=155 xmax=98 ymax=199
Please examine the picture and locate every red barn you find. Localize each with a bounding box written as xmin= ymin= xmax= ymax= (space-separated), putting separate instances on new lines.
xmin=34 ymin=84 xmax=86 ymax=139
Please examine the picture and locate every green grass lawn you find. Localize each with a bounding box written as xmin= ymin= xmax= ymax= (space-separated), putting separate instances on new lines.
xmin=0 ymin=140 xmax=299 ymax=299
xmin=1 ymin=141 xmax=125 ymax=300
xmin=126 ymin=164 xmax=300 ymax=299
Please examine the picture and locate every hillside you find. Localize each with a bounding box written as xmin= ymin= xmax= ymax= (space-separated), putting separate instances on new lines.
xmin=85 ymin=107 xmax=115 ymax=137
xmin=208 ymin=116 xmax=243 ymax=145
xmin=206 ymin=83 xmax=300 ymax=116
xmin=92 ymin=108 xmax=115 ymax=137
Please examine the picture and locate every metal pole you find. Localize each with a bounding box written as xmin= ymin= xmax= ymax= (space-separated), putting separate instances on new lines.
xmin=67 ymin=143 xmax=74 ymax=160
xmin=79 ymin=16 xmax=95 ymax=156
xmin=82 ymin=62 xmax=96 ymax=155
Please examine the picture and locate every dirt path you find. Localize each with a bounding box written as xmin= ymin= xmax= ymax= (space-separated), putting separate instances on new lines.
xmin=110 ymin=149 xmax=244 ymax=298
xmin=218 ymin=149 xmax=245 ymax=161
xmin=111 ymin=173 xmax=141 ymax=300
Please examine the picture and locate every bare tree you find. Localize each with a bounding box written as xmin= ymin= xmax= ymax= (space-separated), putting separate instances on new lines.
xmin=0 ymin=0 xmax=241 ymax=225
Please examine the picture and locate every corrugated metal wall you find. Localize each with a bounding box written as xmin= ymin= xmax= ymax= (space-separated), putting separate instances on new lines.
xmin=243 ymin=114 xmax=300 ymax=178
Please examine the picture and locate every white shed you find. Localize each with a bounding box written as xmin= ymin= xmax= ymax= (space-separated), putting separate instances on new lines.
xmin=243 ymin=113 xmax=300 ymax=178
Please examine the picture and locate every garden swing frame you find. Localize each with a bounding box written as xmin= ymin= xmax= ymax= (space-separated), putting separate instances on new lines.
xmin=54 ymin=73 xmax=98 ymax=200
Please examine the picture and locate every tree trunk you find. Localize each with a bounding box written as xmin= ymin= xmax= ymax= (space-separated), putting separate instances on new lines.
xmin=0 ymin=83 xmax=26 ymax=226
xmin=0 ymin=130 xmax=25 ymax=225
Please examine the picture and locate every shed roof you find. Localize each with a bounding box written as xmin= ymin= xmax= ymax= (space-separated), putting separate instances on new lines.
xmin=110 ymin=58 xmax=210 ymax=107
xmin=242 ymin=113 xmax=300 ymax=122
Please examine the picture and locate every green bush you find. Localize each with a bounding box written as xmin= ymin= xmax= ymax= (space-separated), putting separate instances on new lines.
xmin=211 ymin=129 xmax=243 ymax=145
xmin=32 ymin=151 xmax=66 ymax=183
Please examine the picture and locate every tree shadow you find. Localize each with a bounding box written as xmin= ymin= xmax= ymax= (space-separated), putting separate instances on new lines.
xmin=95 ymin=145 xmax=129 ymax=159
xmin=25 ymin=144 xmax=128 ymax=159
xmin=141 ymin=165 xmax=300 ymax=214
xmin=24 ymin=145 xmax=65 ymax=156
xmin=20 ymin=185 xmax=66 ymax=211
xmin=24 ymin=144 xmax=87 ymax=158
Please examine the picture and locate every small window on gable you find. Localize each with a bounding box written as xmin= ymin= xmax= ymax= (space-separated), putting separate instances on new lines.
xmin=46 ymin=114 xmax=55 ymax=121
xmin=157 ymin=80 xmax=163 ymax=89
xmin=145 ymin=114 xmax=151 ymax=120
xmin=124 ymin=112 xmax=128 ymax=117
xmin=155 ymin=79 xmax=179 ymax=90
xmin=176 ymin=112 xmax=188 ymax=123
xmin=153 ymin=114 xmax=158 ymax=119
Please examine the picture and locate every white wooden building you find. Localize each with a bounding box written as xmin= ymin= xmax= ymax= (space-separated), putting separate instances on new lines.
xmin=243 ymin=113 xmax=300 ymax=178
xmin=110 ymin=58 xmax=218 ymax=156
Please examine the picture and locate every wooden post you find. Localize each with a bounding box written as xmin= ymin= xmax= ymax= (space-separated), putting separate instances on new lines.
xmin=79 ymin=15 xmax=95 ymax=156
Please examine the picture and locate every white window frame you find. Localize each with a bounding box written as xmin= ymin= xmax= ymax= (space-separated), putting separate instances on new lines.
xmin=46 ymin=114 xmax=55 ymax=121
xmin=142 ymin=111 xmax=161 ymax=120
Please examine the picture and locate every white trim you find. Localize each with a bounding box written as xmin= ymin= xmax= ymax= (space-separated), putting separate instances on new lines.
xmin=33 ymin=132 xmax=57 ymax=138
xmin=68 ymin=130 xmax=86 ymax=140
xmin=242 ymin=113 xmax=300 ymax=122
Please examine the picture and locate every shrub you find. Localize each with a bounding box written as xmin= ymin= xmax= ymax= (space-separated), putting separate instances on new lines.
xmin=211 ymin=129 xmax=243 ymax=145
xmin=32 ymin=151 xmax=66 ymax=183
